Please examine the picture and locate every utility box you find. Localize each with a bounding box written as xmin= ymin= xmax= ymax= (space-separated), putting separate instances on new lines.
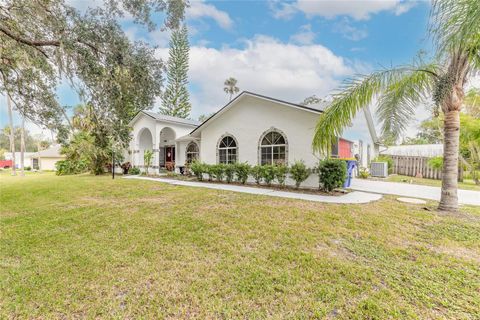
xmin=370 ymin=162 xmax=388 ymax=177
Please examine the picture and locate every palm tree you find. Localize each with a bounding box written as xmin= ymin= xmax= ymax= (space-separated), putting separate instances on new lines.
xmin=313 ymin=0 xmax=480 ymax=212
xmin=224 ymin=77 xmax=239 ymax=101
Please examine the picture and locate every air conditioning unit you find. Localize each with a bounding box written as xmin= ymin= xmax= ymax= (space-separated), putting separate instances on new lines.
xmin=370 ymin=162 xmax=388 ymax=177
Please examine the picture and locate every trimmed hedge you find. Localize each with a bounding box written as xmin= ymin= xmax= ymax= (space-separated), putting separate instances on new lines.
xmin=317 ymin=159 xmax=347 ymax=192
xmin=187 ymin=161 xmax=349 ymax=191
xmin=290 ymin=160 xmax=310 ymax=189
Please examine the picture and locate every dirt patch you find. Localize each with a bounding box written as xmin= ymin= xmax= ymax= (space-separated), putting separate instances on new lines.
xmin=428 ymin=245 xmax=480 ymax=263
xmin=313 ymin=239 xmax=358 ymax=260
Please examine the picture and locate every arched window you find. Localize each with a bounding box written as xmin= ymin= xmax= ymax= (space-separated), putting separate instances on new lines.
xmin=186 ymin=142 xmax=199 ymax=164
xmin=218 ymin=135 xmax=237 ymax=164
xmin=260 ymin=129 xmax=287 ymax=165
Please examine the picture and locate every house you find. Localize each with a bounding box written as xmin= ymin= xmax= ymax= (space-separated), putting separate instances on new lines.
xmin=30 ymin=145 xmax=65 ymax=170
xmin=5 ymin=152 xmax=35 ymax=169
xmin=128 ymin=91 xmax=378 ymax=177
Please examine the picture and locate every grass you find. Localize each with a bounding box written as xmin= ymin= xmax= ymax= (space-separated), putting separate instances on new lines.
xmin=385 ymin=174 xmax=480 ymax=191
xmin=1 ymin=172 xmax=480 ymax=318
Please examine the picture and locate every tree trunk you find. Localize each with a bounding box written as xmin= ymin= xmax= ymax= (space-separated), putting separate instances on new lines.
xmin=7 ymin=95 xmax=16 ymax=176
xmin=439 ymin=109 xmax=460 ymax=211
xmin=37 ymin=141 xmax=42 ymax=171
xmin=20 ymin=116 xmax=25 ymax=176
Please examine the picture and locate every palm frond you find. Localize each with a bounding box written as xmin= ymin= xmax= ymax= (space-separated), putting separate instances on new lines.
xmin=377 ymin=64 xmax=438 ymax=139
xmin=431 ymin=0 xmax=480 ymax=60
xmin=312 ymin=65 xmax=439 ymax=154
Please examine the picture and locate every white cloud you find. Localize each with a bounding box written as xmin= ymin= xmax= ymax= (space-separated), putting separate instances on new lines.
xmin=290 ymin=24 xmax=316 ymax=45
xmin=268 ymin=0 xmax=298 ymax=20
xmin=187 ymin=0 xmax=233 ymax=29
xmin=271 ymin=0 xmax=416 ymax=21
xmin=333 ymin=18 xmax=368 ymax=41
xmin=156 ymin=35 xmax=360 ymax=118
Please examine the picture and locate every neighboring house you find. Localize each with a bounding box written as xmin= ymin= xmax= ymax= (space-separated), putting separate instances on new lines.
xmin=5 ymin=152 xmax=35 ymax=169
xmin=128 ymin=91 xmax=378 ymax=175
xmin=30 ymin=145 xmax=65 ymax=170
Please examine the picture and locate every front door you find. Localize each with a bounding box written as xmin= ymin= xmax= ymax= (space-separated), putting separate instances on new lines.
xmin=165 ymin=146 xmax=175 ymax=162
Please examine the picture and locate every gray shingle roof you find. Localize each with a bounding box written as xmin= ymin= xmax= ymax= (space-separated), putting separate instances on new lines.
xmin=142 ymin=111 xmax=200 ymax=126
xmin=31 ymin=144 xmax=64 ymax=158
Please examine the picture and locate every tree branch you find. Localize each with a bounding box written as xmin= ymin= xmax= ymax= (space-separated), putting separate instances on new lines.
xmin=0 ymin=25 xmax=60 ymax=47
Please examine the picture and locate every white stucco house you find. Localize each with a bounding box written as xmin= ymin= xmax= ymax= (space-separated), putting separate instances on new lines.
xmin=30 ymin=144 xmax=65 ymax=171
xmin=5 ymin=152 xmax=35 ymax=169
xmin=128 ymin=91 xmax=379 ymax=174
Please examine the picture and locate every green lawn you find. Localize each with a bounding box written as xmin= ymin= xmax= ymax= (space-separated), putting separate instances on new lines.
xmin=385 ymin=174 xmax=480 ymax=191
xmin=1 ymin=172 xmax=480 ymax=318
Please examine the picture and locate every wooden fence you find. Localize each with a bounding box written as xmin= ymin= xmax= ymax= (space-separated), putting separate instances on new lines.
xmin=391 ymin=155 xmax=442 ymax=180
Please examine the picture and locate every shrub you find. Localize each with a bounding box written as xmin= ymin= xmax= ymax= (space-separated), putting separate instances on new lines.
xmin=275 ymin=164 xmax=289 ymax=186
xmin=428 ymin=156 xmax=443 ymax=170
xmin=121 ymin=162 xmax=131 ymax=174
xmin=24 ymin=166 xmax=31 ymax=171
xmin=317 ymin=159 xmax=347 ymax=192
xmin=224 ymin=164 xmax=236 ymax=183
xmin=358 ymin=167 xmax=370 ymax=179
xmin=56 ymin=159 xmax=88 ymax=175
xmin=143 ymin=150 xmax=154 ymax=175
xmin=289 ymin=160 xmax=310 ymax=189
xmin=128 ymin=166 xmax=141 ymax=175
xmin=204 ymin=164 xmax=215 ymax=181
xmin=262 ymin=165 xmax=276 ymax=186
xmin=211 ymin=164 xmax=225 ymax=181
xmin=250 ymin=165 xmax=264 ymax=184
xmin=235 ymin=162 xmax=251 ymax=184
xmin=373 ymin=155 xmax=393 ymax=174
xmin=190 ymin=161 xmax=205 ymax=181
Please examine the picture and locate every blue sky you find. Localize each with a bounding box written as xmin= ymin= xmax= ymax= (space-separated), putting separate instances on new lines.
xmin=1 ymin=0 xmax=434 ymax=140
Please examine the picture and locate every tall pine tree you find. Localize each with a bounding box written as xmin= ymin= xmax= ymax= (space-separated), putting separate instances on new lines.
xmin=161 ymin=25 xmax=191 ymax=118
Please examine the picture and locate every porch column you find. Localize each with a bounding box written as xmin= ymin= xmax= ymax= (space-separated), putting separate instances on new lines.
xmin=153 ymin=139 xmax=160 ymax=174
xmin=133 ymin=142 xmax=140 ymax=167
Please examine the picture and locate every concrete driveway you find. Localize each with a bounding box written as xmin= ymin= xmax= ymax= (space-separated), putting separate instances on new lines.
xmin=350 ymin=179 xmax=480 ymax=206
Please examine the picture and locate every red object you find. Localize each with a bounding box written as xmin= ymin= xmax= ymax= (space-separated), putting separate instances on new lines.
xmin=338 ymin=138 xmax=353 ymax=158
xmin=0 ymin=160 xmax=13 ymax=168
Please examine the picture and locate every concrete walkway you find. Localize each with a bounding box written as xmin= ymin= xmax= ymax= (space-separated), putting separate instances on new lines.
xmin=350 ymin=179 xmax=480 ymax=206
xmin=124 ymin=176 xmax=382 ymax=204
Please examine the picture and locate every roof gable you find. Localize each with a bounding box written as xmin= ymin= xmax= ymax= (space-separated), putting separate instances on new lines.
xmin=190 ymin=91 xmax=323 ymax=135
xmin=129 ymin=111 xmax=200 ymax=127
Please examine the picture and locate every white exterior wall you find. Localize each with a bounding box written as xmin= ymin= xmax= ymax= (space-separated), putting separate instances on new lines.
xmin=177 ymin=139 xmax=201 ymax=168
xmin=198 ymin=96 xmax=322 ymax=167
xmin=5 ymin=152 xmax=34 ymax=168
xmin=38 ymin=157 xmax=64 ymax=171
xmin=129 ymin=113 xmax=196 ymax=173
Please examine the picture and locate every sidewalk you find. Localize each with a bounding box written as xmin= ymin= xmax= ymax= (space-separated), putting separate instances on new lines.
xmin=124 ymin=176 xmax=382 ymax=204
xmin=350 ymin=179 xmax=480 ymax=206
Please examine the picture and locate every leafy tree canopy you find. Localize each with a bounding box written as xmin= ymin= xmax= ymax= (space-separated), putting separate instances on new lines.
xmin=0 ymin=0 xmax=185 ymax=143
xmin=0 ymin=126 xmax=51 ymax=152
xmin=465 ymin=88 xmax=480 ymax=118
